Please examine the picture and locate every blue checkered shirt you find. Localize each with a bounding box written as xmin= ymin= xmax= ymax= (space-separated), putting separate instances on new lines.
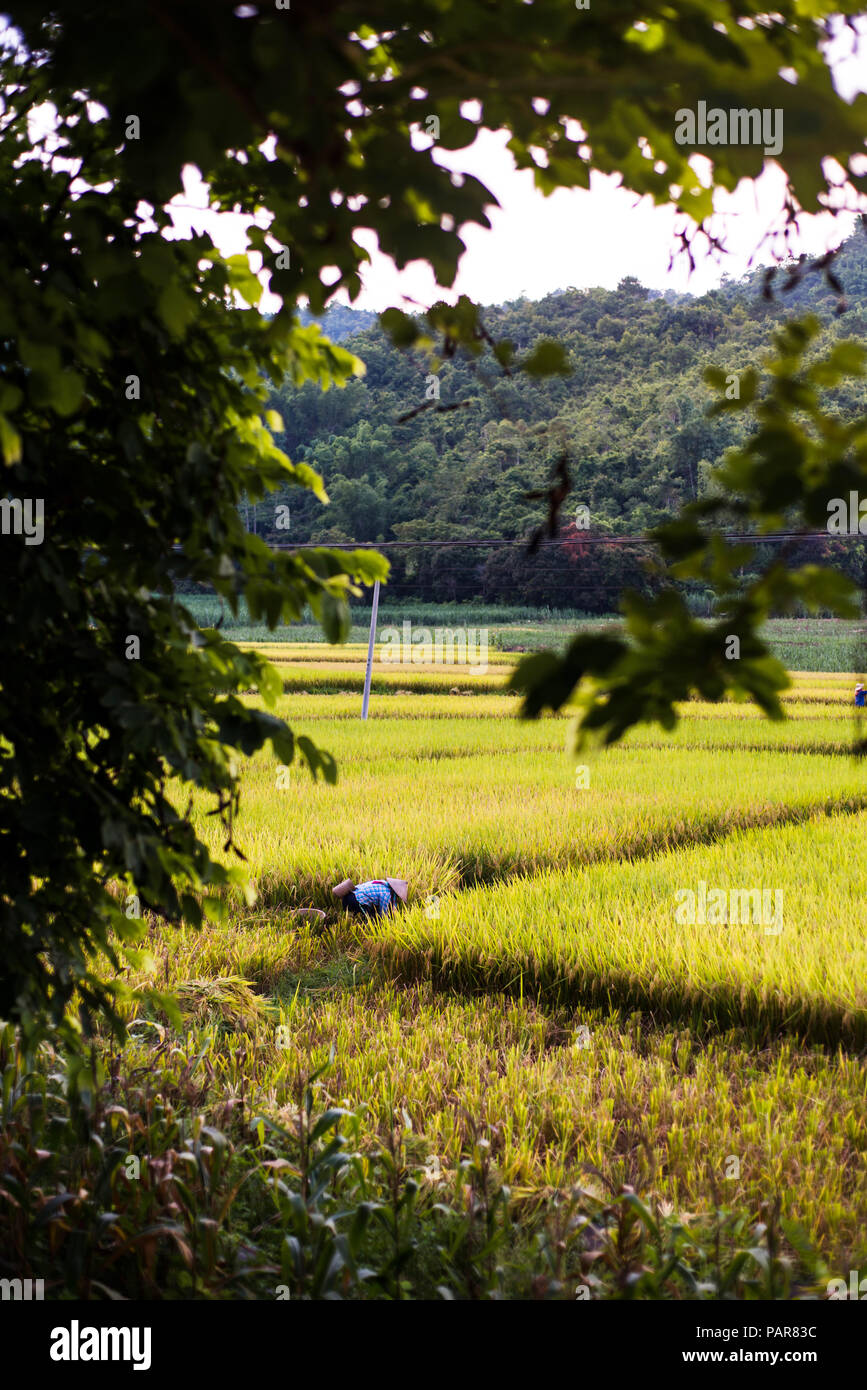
xmin=353 ymin=880 xmax=397 ymax=917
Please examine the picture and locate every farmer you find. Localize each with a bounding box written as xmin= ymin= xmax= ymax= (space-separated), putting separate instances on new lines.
xmin=856 ymin=683 xmax=866 ymax=708
xmin=332 ymin=877 xmax=408 ymax=919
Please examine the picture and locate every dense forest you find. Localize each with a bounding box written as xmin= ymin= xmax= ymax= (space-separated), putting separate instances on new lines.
xmin=254 ymin=229 xmax=867 ymax=609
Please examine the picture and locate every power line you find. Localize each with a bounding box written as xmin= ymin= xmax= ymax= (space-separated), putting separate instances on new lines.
xmin=270 ymin=531 xmax=844 ymax=549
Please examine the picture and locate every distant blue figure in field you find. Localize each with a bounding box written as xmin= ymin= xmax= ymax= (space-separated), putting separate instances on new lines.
xmin=332 ymin=876 xmax=408 ymax=920
xmin=856 ymin=683 xmax=866 ymax=708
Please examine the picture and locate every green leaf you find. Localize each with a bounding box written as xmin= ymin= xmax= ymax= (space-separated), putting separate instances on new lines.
xmin=158 ymin=282 xmax=196 ymax=337
xmin=50 ymin=370 xmax=85 ymax=416
xmin=520 ymin=340 xmax=571 ymax=377
xmin=319 ymin=593 xmax=351 ymax=644
xmin=310 ymin=1109 xmax=352 ymax=1143
xmin=379 ymin=308 xmax=419 ymax=348
xmin=0 ymin=415 xmax=22 ymax=466
xmin=0 ymin=382 xmax=23 ymax=413
xmin=297 ymin=736 xmax=338 ymax=785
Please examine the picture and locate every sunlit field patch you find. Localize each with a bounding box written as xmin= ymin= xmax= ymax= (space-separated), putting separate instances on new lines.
xmin=184 ymin=696 xmax=867 ymax=906
xmin=116 ymin=977 xmax=867 ymax=1265
xmin=117 ymin=665 xmax=867 ymax=1275
xmin=365 ymin=812 xmax=867 ymax=1047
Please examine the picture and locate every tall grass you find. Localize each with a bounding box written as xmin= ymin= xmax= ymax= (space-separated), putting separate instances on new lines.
xmin=104 ymin=961 xmax=867 ymax=1268
xmin=366 ymin=812 xmax=867 ymax=1048
xmin=3 ymin=1020 xmax=835 ymax=1298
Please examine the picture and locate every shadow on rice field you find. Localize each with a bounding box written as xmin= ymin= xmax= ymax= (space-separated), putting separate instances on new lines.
xmin=79 ymin=664 xmax=867 ymax=1288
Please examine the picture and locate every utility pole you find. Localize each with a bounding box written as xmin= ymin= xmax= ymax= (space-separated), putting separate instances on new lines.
xmin=361 ymin=579 xmax=380 ymax=720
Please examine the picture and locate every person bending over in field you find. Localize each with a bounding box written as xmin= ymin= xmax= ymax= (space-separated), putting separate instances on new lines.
xmin=332 ymin=876 xmax=408 ymax=920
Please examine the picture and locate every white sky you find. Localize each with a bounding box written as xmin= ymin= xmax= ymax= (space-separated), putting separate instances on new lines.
xmin=163 ymin=18 xmax=867 ymax=312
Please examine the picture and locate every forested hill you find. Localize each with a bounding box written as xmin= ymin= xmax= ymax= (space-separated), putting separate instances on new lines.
xmin=298 ymin=304 xmax=377 ymax=341
xmin=265 ymin=228 xmax=867 ymax=561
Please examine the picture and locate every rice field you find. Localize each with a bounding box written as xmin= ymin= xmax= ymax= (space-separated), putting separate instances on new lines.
xmin=178 ymin=597 xmax=867 ymax=673
xmin=203 ymin=717 xmax=867 ymax=904
xmin=111 ymin=645 xmax=867 ymax=1285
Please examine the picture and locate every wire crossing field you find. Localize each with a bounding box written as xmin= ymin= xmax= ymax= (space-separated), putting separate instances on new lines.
xmin=124 ymin=668 xmax=867 ymax=1277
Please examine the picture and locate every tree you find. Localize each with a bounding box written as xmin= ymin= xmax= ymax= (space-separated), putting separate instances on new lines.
xmin=513 ymin=316 xmax=867 ymax=743
xmin=2 ymin=0 xmax=866 ymax=1042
